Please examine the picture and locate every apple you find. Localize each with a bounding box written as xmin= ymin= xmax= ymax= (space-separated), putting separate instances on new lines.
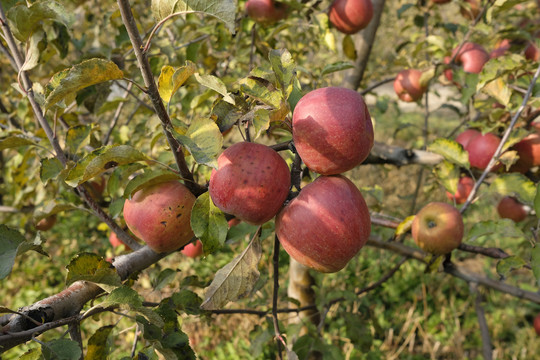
xmin=245 ymin=0 xmax=287 ymax=25
xmin=466 ymin=132 xmax=501 ymax=170
xmin=181 ymin=240 xmax=204 ymax=258
xmin=123 ymin=180 xmax=196 ymax=253
xmin=525 ymin=41 xmax=539 ymax=61
xmin=35 ymin=215 xmax=57 ymax=231
xmin=209 ymin=142 xmax=291 ymax=225
xmin=292 ymin=87 xmax=374 ymax=175
xmin=411 ymin=202 xmax=464 ymax=255
xmin=109 ymin=231 xmax=131 ymax=250
xmin=393 ymin=69 xmax=427 ymax=102
xmin=497 ymin=196 xmax=528 ymax=222
xmin=534 ymin=313 xmax=540 ymax=336
xmin=328 ymin=0 xmax=374 ymax=35
xmin=446 ymin=176 xmax=474 ymax=204
xmin=460 ymin=0 xmax=481 ymax=21
xmin=275 ymin=175 xmax=371 ymax=273
xmin=490 ymin=39 xmax=512 ymax=58
xmin=452 ymin=42 xmax=490 ymax=74
xmin=456 ymin=129 xmax=481 ymax=150
xmin=511 ymin=133 xmax=540 ymax=172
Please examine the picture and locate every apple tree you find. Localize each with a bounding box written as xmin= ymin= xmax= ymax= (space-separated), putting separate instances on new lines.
xmin=1 ymin=0 xmax=540 ymax=358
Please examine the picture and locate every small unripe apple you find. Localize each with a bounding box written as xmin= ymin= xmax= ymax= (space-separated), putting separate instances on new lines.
xmin=452 ymin=42 xmax=490 ymax=74
xmin=209 ymin=142 xmax=291 ymax=225
xmin=328 ymin=0 xmax=374 ymax=34
xmin=35 ymin=215 xmax=57 ymax=231
xmin=393 ymin=69 xmax=427 ymax=102
xmin=534 ymin=313 xmax=540 ymax=336
xmin=245 ymin=0 xmax=287 ymax=25
xmin=123 ymin=181 xmax=196 ymax=253
xmin=460 ymin=0 xmax=481 ymax=20
xmin=411 ymin=202 xmax=464 ymax=255
xmin=466 ymin=132 xmax=501 ymax=170
xmin=446 ymin=176 xmax=474 ymax=204
xmin=109 ymin=231 xmax=131 ymax=250
xmin=497 ymin=196 xmax=528 ymax=222
xmin=276 ymin=175 xmax=371 ymax=273
xmin=456 ymin=129 xmax=481 ymax=150
xmin=292 ymin=87 xmax=373 ymax=175
xmin=181 ymin=240 xmax=204 ymax=258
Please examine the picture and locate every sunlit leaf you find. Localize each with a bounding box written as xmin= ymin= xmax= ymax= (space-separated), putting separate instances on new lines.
xmin=433 ymin=160 xmax=460 ymax=194
xmin=269 ymin=49 xmax=296 ymax=98
xmin=40 ymin=157 xmax=64 ymax=184
xmin=19 ymin=348 xmax=42 ymax=360
xmin=394 ymin=215 xmax=415 ymax=239
xmin=240 ymin=76 xmax=283 ymax=108
xmin=21 ymin=30 xmax=46 ymax=71
xmin=0 ymin=133 xmax=38 ymax=150
xmin=321 ymin=61 xmax=354 ymax=77
xmin=190 ymin=192 xmax=228 ymax=255
xmin=41 ymin=339 xmax=81 ymax=360
xmin=172 ymin=117 xmax=222 ymax=168
xmin=201 ymin=232 xmax=262 ymax=309
xmin=253 ymin=107 xmax=271 ymax=139
xmin=33 ymin=201 xmax=79 ymax=221
xmin=343 ymin=35 xmax=356 ymax=60
xmin=66 ymin=124 xmax=92 ymax=153
xmin=86 ymin=326 xmax=114 ymax=360
xmin=427 ymin=138 xmax=470 ymax=169
xmin=65 ymin=252 xmax=122 ymax=291
xmin=158 ymin=62 xmax=196 ymax=103
xmin=467 ymin=219 xmax=525 ymax=243
xmin=194 ymin=73 xmax=234 ymax=104
xmin=489 ymin=173 xmax=536 ymax=206
xmin=482 ymin=78 xmax=511 ymax=107
xmin=496 ymin=256 xmax=527 ymax=279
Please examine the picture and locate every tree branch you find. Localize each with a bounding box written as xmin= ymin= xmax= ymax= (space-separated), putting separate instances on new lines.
xmin=471 ymin=283 xmax=493 ymax=360
xmin=364 ymin=141 xmax=443 ymax=166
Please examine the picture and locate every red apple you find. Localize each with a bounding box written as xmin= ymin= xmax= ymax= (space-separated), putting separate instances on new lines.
xmin=411 ymin=202 xmax=464 ymax=255
xmin=123 ymin=181 xmax=196 ymax=253
xmin=276 ymin=175 xmax=370 ymax=273
xmin=525 ymin=41 xmax=540 ymax=61
xmin=109 ymin=231 xmax=131 ymax=250
xmin=452 ymin=42 xmax=490 ymax=74
xmin=460 ymin=0 xmax=481 ymax=21
xmin=292 ymin=87 xmax=374 ymax=175
xmin=393 ymin=69 xmax=427 ymax=102
xmin=497 ymin=196 xmax=528 ymax=222
xmin=467 ymin=132 xmax=501 ymax=170
xmin=228 ymin=218 xmax=241 ymax=227
xmin=245 ymin=0 xmax=287 ymax=25
xmin=512 ymin=133 xmax=540 ymax=172
xmin=446 ymin=176 xmax=474 ymax=204
xmin=181 ymin=240 xmax=204 ymax=258
xmin=534 ymin=313 xmax=540 ymax=336
xmin=443 ymin=56 xmax=454 ymax=82
xmin=209 ymin=142 xmax=291 ymax=225
xmin=456 ymin=129 xmax=481 ymax=150
xmin=328 ymin=0 xmax=374 ymax=35
xmin=35 ymin=215 xmax=57 ymax=231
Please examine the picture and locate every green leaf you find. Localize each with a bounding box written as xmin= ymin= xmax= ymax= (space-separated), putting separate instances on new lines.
xmin=467 ymin=219 xmax=525 ymax=243
xmin=103 ymin=286 xmax=143 ymax=308
xmin=40 ymin=157 xmax=64 ymax=184
xmin=33 ymin=201 xmax=78 ymax=221
xmin=41 ymin=339 xmax=81 ymax=360
xmin=535 ymin=183 xmax=540 ymax=219
xmin=158 ymin=62 xmax=196 ymax=103
xmin=321 ymin=61 xmax=354 ymax=77
xmin=0 ymin=225 xmax=48 ymax=279
xmin=7 ymin=0 xmax=74 ymax=41
xmin=65 ymin=252 xmax=122 ymax=291
xmin=532 ymin=246 xmax=540 ymax=287
xmin=211 ymin=99 xmax=244 ymax=133
xmin=427 ymin=138 xmax=470 ymax=169
xmin=240 ymin=76 xmax=283 ymax=108
xmin=171 ymin=289 xmax=203 ymax=315
xmin=86 ymin=326 xmax=114 ymax=360
xmin=172 ymin=117 xmax=223 ymax=168
xmin=433 ymin=160 xmax=460 ymax=194
xmin=123 ymin=170 xmax=182 ymax=199
xmin=489 ymin=173 xmax=536 ymax=206
xmin=359 ymin=185 xmax=384 ymax=203
xmin=269 ymin=49 xmax=296 ymax=98
xmin=201 ymin=232 xmax=262 ymax=310
xmin=151 ymin=0 xmax=236 ymax=33
xmin=190 ymin=192 xmax=228 ymax=255
xmin=66 ymin=124 xmax=92 ymax=153
xmin=0 ymin=133 xmax=38 ymax=150
xmin=496 ymin=256 xmax=527 ymax=278
xmin=153 ymin=268 xmax=178 ymax=291
xmin=194 ymin=73 xmax=234 ymax=104
xmin=44 ymin=58 xmax=124 ymax=111
xmin=65 ymin=145 xmax=148 ymax=187
xmin=482 ymin=78 xmax=511 ymax=107
xmin=19 ymin=348 xmax=42 ymax=360
xmin=253 ymin=108 xmax=271 ymax=140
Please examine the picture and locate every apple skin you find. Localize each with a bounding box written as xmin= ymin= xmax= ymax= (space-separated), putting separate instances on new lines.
xmin=245 ymin=0 xmax=287 ymax=25
xmin=497 ymin=196 xmax=528 ymax=223
xmin=466 ymin=132 xmax=501 ymax=170
xmin=181 ymin=240 xmax=204 ymax=258
xmin=452 ymin=42 xmax=490 ymax=74
xmin=123 ymin=181 xmax=196 ymax=253
xmin=490 ymin=39 xmax=512 ymax=59
xmin=393 ymin=69 xmax=427 ymax=102
xmin=456 ymin=129 xmax=481 ymax=150
xmin=512 ymin=133 xmax=540 ymax=172
xmin=411 ymin=202 xmax=464 ymax=255
xmin=525 ymin=42 xmax=540 ymax=61
xmin=35 ymin=215 xmax=57 ymax=231
xmin=460 ymin=0 xmax=481 ymax=20
xmin=275 ymin=175 xmax=371 ymax=273
xmin=209 ymin=142 xmax=291 ymax=225
xmin=292 ymin=87 xmax=374 ymax=175
xmin=446 ymin=176 xmax=474 ymax=204
xmin=328 ymin=0 xmax=374 ymax=35
xmin=534 ymin=313 xmax=540 ymax=336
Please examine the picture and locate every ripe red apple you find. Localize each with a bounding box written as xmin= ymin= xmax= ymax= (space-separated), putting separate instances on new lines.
xmin=123 ymin=181 xmax=196 ymax=253
xmin=511 ymin=133 xmax=540 ymax=172
xmin=35 ymin=215 xmax=57 ymax=231
xmin=292 ymin=87 xmax=373 ymax=175
xmin=497 ymin=196 xmax=528 ymax=222
xmin=452 ymin=42 xmax=490 ymax=74
xmin=109 ymin=231 xmax=131 ymax=250
xmin=534 ymin=313 xmax=540 ymax=336
xmin=525 ymin=41 xmax=539 ymax=61
xmin=328 ymin=0 xmax=374 ymax=34
xmin=456 ymin=129 xmax=481 ymax=150
xmin=446 ymin=176 xmax=474 ymax=204
xmin=245 ymin=0 xmax=287 ymax=25
xmin=466 ymin=132 xmax=501 ymax=170
xmin=181 ymin=240 xmax=204 ymax=258
xmin=460 ymin=0 xmax=481 ymax=20
xmin=411 ymin=202 xmax=464 ymax=255
xmin=275 ymin=175 xmax=371 ymax=273
xmin=393 ymin=69 xmax=427 ymax=102
xmin=209 ymin=142 xmax=291 ymax=225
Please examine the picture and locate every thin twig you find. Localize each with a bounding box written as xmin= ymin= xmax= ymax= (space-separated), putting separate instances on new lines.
xmin=272 ymin=235 xmax=283 ymax=360
xmin=471 ymin=283 xmax=493 ymax=360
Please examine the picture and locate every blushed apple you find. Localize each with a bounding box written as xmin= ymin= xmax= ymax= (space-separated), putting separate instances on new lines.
xmin=497 ymin=196 xmax=528 ymax=223
xmin=181 ymin=240 xmax=204 ymax=258
xmin=452 ymin=42 xmax=490 ymax=74
xmin=328 ymin=0 xmax=374 ymax=34
xmin=490 ymin=39 xmax=512 ymax=58
xmin=511 ymin=133 xmax=540 ymax=172
xmin=534 ymin=313 xmax=540 ymax=336
xmin=245 ymin=0 xmax=287 ymax=25
xmin=209 ymin=142 xmax=291 ymax=225
xmin=292 ymin=87 xmax=374 ymax=175
xmin=411 ymin=202 xmax=464 ymax=255
xmin=466 ymin=132 xmax=501 ymax=170
xmin=456 ymin=129 xmax=481 ymax=150
xmin=276 ymin=175 xmax=371 ymax=273
xmin=123 ymin=180 xmax=196 ymax=253
xmin=393 ymin=69 xmax=427 ymax=102
xmin=109 ymin=231 xmax=131 ymax=251
xmin=446 ymin=176 xmax=474 ymax=204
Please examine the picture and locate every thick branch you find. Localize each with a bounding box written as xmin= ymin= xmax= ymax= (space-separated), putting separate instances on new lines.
xmin=364 ymin=141 xmax=443 ymax=166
